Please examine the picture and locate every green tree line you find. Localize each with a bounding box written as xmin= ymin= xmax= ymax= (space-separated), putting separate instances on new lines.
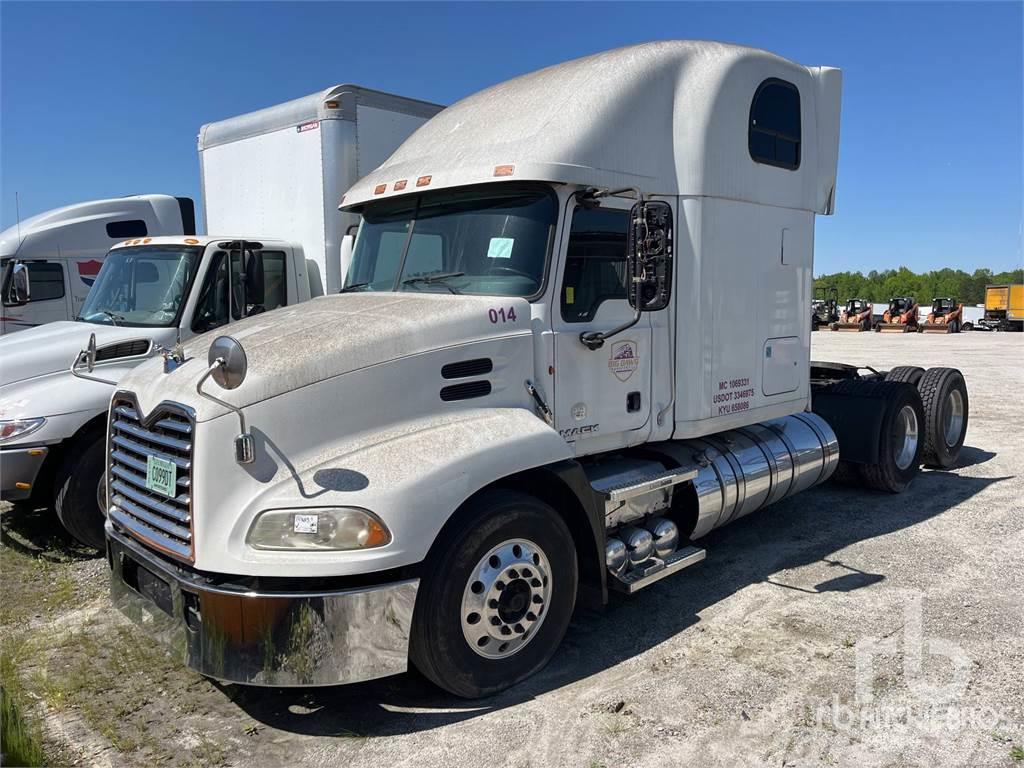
xmin=813 ymin=267 xmax=1023 ymax=305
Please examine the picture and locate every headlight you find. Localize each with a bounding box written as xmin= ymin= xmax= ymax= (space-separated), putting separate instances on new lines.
xmin=0 ymin=418 xmax=46 ymax=443
xmin=247 ymin=507 xmax=391 ymax=551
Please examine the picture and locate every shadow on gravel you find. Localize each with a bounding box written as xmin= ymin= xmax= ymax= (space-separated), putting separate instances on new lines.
xmin=943 ymin=446 xmax=997 ymax=470
xmin=226 ymin=461 xmax=1010 ymax=738
xmin=0 ymin=502 xmax=99 ymax=562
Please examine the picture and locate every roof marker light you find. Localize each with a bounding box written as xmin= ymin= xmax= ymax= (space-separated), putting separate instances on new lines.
xmin=494 ymin=164 xmax=515 ymax=177
xmin=394 ymin=179 xmax=408 ymax=191
xmin=143 ymin=238 xmax=152 ymax=244
xmin=374 ymin=184 xmax=387 ymax=195
xmin=416 ymin=175 xmax=432 ymax=187
xmin=185 ymin=238 xmax=200 ymax=245
xmin=325 ymin=100 xmax=339 ymax=109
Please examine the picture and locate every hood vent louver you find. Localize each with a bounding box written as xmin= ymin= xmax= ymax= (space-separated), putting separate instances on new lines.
xmin=442 ymin=358 xmax=493 ymax=379
xmin=96 ymin=339 xmax=152 ymax=362
xmin=440 ymin=380 xmax=492 ymax=402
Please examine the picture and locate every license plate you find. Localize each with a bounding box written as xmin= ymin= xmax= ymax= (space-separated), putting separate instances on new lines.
xmin=145 ymin=455 xmax=177 ymax=497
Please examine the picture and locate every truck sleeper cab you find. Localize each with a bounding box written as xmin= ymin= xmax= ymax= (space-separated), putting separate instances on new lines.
xmin=106 ymin=41 xmax=971 ymax=698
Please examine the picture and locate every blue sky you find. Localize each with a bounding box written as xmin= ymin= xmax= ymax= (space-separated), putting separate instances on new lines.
xmin=2 ymin=2 xmax=1021 ymax=274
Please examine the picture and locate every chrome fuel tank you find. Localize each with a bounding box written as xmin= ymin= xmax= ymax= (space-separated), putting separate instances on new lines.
xmin=651 ymin=412 xmax=839 ymax=540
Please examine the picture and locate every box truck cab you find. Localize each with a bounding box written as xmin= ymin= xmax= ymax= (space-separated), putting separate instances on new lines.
xmin=0 ymin=85 xmax=443 ymax=548
xmin=0 ymin=194 xmax=196 ymax=334
xmin=0 ymin=236 xmax=311 ymax=546
xmin=104 ymin=42 xmax=969 ymax=698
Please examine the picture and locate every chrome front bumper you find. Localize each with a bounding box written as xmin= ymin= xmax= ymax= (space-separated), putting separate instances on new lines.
xmin=0 ymin=445 xmax=48 ymax=500
xmin=107 ymin=527 xmax=419 ymax=686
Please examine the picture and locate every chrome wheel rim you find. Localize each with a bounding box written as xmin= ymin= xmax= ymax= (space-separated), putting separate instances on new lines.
xmin=893 ymin=405 xmax=919 ymax=470
xmin=96 ymin=475 xmax=107 ymax=517
xmin=943 ymin=389 xmax=964 ymax=447
xmin=461 ymin=538 xmax=551 ymax=659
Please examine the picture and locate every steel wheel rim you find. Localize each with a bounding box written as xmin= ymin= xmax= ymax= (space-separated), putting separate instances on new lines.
xmin=893 ymin=404 xmax=919 ymax=470
xmin=461 ymin=538 xmax=551 ymax=659
xmin=943 ymin=389 xmax=964 ymax=447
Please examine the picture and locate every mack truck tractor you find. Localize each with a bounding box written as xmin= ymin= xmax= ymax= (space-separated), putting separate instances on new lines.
xmin=0 ymin=85 xmax=442 ymax=549
xmin=100 ymin=42 xmax=971 ymax=699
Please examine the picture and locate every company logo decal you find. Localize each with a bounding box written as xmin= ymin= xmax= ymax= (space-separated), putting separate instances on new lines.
xmin=77 ymin=259 xmax=103 ymax=287
xmin=608 ymin=340 xmax=639 ymax=382
xmin=297 ymin=120 xmax=320 ymax=133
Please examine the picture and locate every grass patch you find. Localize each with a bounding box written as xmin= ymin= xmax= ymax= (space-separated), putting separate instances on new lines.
xmin=1010 ymin=745 xmax=1024 ymax=763
xmin=1 ymin=635 xmax=47 ymax=767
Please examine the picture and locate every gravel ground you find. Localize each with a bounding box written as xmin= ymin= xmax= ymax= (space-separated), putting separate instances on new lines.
xmin=2 ymin=330 xmax=1022 ymax=768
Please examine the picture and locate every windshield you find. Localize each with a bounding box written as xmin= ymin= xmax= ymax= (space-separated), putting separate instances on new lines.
xmin=79 ymin=246 xmax=201 ymax=327
xmin=344 ymin=185 xmax=557 ymax=297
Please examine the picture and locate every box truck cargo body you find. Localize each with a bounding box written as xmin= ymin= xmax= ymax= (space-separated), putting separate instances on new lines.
xmin=198 ymin=85 xmax=444 ymax=295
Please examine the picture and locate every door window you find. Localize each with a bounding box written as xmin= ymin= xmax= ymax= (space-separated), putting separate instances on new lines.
xmin=192 ymin=249 xmax=288 ymax=333
xmin=23 ymin=262 xmax=66 ymax=302
xmin=560 ymin=207 xmax=630 ymax=323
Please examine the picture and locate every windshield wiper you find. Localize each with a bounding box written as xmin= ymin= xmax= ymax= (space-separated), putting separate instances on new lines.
xmin=340 ymin=282 xmax=370 ymax=293
xmin=99 ymin=310 xmax=124 ymax=326
xmin=401 ymin=272 xmax=464 ymax=295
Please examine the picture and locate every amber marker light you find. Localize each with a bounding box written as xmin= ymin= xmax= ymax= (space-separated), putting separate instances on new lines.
xmin=494 ymin=164 xmax=515 ymax=177
xmin=416 ymin=175 xmax=432 ymax=187
xmin=394 ymin=179 xmax=408 ymax=191
xmin=374 ymin=183 xmax=387 ymax=195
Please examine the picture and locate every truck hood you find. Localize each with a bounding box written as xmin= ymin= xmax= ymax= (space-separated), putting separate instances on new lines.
xmin=0 ymin=321 xmax=167 ymax=387
xmin=122 ymin=292 xmax=532 ymax=421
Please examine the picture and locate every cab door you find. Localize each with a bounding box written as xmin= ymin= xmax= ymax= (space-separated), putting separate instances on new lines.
xmin=551 ymin=197 xmax=652 ymax=450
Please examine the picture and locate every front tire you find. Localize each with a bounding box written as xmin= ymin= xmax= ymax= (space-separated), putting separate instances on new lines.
xmin=410 ymin=489 xmax=578 ymax=698
xmin=54 ymin=434 xmax=107 ymax=550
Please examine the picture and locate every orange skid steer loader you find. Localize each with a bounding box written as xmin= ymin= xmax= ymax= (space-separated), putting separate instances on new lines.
xmin=831 ymin=299 xmax=874 ymax=332
xmin=876 ymin=297 xmax=919 ymax=333
xmin=921 ymin=298 xmax=963 ymax=333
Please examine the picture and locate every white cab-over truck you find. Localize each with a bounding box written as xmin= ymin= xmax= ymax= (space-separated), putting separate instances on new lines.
xmin=1 ymin=194 xmax=196 ymax=333
xmin=104 ymin=42 xmax=970 ymax=698
xmin=0 ymin=86 xmax=442 ymax=549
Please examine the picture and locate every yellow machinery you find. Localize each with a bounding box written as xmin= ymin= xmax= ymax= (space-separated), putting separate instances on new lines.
xmin=980 ymin=284 xmax=1024 ymax=332
xmin=876 ymin=296 xmax=919 ymax=333
xmin=921 ymin=298 xmax=963 ymax=333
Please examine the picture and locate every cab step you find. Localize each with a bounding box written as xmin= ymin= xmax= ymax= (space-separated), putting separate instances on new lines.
xmin=609 ymin=545 xmax=706 ymax=594
xmin=593 ymin=467 xmax=698 ymax=503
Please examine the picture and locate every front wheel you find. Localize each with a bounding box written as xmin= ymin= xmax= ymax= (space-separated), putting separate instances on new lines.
xmin=410 ymin=489 xmax=577 ymax=698
xmin=54 ymin=434 xmax=107 ymax=550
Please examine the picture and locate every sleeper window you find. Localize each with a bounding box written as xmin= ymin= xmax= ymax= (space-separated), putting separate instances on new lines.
xmin=561 ymin=207 xmax=630 ymax=323
xmin=749 ymin=79 xmax=801 ymax=170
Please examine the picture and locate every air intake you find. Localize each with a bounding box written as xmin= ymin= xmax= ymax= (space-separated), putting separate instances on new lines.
xmin=442 ymin=358 xmax=493 ymax=379
xmin=440 ymin=381 xmax=491 ymax=402
xmin=96 ymin=340 xmax=151 ymax=361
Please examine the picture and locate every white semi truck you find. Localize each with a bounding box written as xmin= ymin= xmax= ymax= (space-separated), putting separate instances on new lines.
xmin=103 ymin=42 xmax=970 ymax=698
xmin=0 ymin=85 xmax=443 ymax=549
xmin=0 ymin=194 xmax=196 ymax=333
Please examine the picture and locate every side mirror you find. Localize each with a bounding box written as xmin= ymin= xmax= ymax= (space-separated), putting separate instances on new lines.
xmin=627 ymin=201 xmax=673 ymax=312
xmin=6 ymin=262 xmax=30 ymax=306
xmin=85 ymin=332 xmax=97 ymax=372
xmin=339 ymin=234 xmax=355 ymax=285
xmin=208 ymin=335 xmax=248 ymax=390
xmin=243 ymin=250 xmax=265 ymax=306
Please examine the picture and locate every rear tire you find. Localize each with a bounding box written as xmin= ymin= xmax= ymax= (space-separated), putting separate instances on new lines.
xmin=917 ymin=367 xmax=969 ymax=469
xmin=885 ymin=366 xmax=925 ymax=385
xmin=410 ymin=489 xmax=577 ymax=698
xmin=859 ymin=383 xmax=925 ymax=493
xmin=54 ymin=434 xmax=107 ymax=550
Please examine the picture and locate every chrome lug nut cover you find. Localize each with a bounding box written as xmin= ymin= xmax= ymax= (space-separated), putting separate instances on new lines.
xmin=461 ymin=538 xmax=552 ymax=659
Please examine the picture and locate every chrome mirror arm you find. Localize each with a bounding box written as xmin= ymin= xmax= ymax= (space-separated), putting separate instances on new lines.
xmin=196 ymin=359 xmax=255 ymax=464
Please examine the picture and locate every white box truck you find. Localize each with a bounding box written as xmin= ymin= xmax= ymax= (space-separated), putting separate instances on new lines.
xmin=0 ymin=194 xmax=196 ymax=334
xmin=104 ymin=42 xmax=970 ymax=698
xmin=200 ymin=85 xmax=444 ymax=295
xmin=0 ymin=85 xmax=443 ymax=550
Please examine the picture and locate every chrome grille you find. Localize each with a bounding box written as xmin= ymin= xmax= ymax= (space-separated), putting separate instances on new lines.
xmin=108 ymin=400 xmax=194 ymax=561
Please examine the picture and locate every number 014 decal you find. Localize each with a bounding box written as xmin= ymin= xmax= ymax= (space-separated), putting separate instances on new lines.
xmin=488 ymin=307 xmax=517 ymax=323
